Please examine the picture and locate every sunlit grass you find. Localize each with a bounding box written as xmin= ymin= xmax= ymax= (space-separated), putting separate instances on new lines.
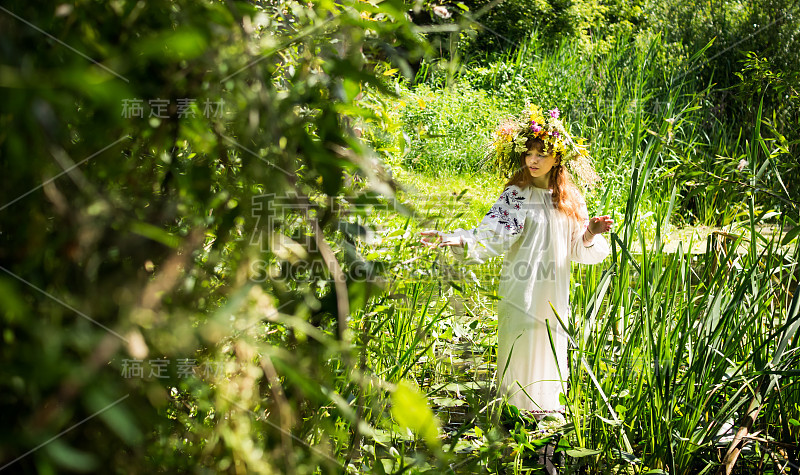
xmin=347 ymin=42 xmax=800 ymax=469
xmin=352 ymin=162 xmax=800 ymax=474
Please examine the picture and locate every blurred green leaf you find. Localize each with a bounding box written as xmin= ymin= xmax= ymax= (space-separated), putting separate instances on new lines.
xmin=85 ymin=391 xmax=142 ymax=445
xmin=135 ymin=29 xmax=208 ymax=60
xmin=391 ymin=380 xmax=441 ymax=448
xmin=43 ymin=440 xmax=98 ymax=472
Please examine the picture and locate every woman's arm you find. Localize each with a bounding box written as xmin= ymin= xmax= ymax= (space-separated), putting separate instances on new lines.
xmin=581 ymin=215 xmax=613 ymax=246
xmin=420 ymin=230 xmax=463 ymax=247
xmin=570 ymin=203 xmax=612 ymax=264
xmin=419 ymin=185 xmax=528 ymax=265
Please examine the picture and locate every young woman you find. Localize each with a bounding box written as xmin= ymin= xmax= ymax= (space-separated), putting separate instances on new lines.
xmin=420 ymin=104 xmax=613 ymax=418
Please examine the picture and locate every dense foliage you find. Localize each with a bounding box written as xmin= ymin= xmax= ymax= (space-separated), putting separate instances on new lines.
xmin=453 ymin=0 xmax=644 ymax=55
xmin=1 ymin=0 xmax=428 ymax=472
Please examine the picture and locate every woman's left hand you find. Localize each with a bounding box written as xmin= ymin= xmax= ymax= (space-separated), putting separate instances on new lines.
xmin=420 ymin=230 xmax=464 ymax=248
xmin=588 ymin=216 xmax=613 ymax=235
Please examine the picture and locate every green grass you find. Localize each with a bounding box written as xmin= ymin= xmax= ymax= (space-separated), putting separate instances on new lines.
xmin=341 ymin=161 xmax=799 ymax=474
xmin=339 ymin=30 xmax=800 ymax=468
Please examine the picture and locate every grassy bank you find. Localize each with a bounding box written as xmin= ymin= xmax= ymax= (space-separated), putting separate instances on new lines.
xmin=341 ymin=30 xmax=800 ymax=472
xmin=338 ymin=166 xmax=799 ymax=473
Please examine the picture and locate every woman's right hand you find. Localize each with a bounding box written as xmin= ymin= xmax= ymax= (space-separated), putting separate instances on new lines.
xmin=420 ymin=230 xmax=464 ymax=248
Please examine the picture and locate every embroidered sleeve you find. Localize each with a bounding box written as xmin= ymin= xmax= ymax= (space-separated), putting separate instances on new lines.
xmin=484 ymin=187 xmax=526 ymax=234
xmin=440 ymin=185 xmax=527 ymax=265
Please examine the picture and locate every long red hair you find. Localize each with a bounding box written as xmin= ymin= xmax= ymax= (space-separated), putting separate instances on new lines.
xmin=504 ymin=137 xmax=586 ymax=224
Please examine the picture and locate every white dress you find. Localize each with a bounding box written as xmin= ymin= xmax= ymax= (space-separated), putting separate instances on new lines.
xmin=441 ymin=184 xmax=610 ymax=412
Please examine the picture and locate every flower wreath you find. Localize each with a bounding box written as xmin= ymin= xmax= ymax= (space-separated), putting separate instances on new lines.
xmin=489 ymin=103 xmax=600 ymax=188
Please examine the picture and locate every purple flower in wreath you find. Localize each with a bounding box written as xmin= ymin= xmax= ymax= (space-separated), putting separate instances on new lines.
xmin=530 ymin=122 xmax=542 ymax=133
xmin=553 ymin=131 xmax=560 ymax=137
xmin=549 ymin=108 xmax=560 ymax=119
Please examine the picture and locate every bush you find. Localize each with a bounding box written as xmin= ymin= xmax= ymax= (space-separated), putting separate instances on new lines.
xmin=0 ymin=1 xmax=430 ymax=472
xmin=363 ymin=81 xmax=508 ymax=175
xmin=454 ymin=0 xmax=646 ymax=60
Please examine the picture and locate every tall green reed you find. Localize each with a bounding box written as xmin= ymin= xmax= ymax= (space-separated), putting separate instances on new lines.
xmin=350 ymin=26 xmax=799 ymax=473
xmin=566 ymin=122 xmax=799 ymax=473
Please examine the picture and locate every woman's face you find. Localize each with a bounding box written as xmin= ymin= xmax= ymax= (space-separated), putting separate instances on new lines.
xmin=524 ymin=142 xmax=559 ymax=180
